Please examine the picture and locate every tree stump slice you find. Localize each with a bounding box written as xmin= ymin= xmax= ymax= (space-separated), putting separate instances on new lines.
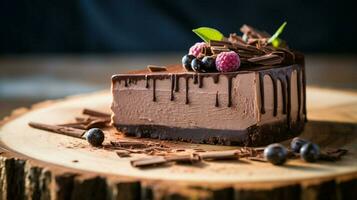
xmin=0 ymin=87 xmax=356 ymax=200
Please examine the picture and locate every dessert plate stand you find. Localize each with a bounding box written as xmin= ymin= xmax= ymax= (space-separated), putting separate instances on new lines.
xmin=0 ymin=87 xmax=356 ymax=200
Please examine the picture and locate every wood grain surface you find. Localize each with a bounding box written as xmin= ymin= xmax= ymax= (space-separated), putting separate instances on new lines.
xmin=0 ymin=87 xmax=356 ymax=200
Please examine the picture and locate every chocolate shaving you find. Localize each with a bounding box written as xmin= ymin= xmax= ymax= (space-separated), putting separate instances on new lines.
xmin=207 ymin=24 xmax=297 ymax=67
xmin=194 ymin=150 xmax=240 ymax=160
xmin=110 ymin=141 xmax=152 ymax=148
xmin=247 ymin=157 xmax=267 ymax=162
xmin=248 ymin=54 xmax=284 ymax=65
xmin=28 ymin=122 xmax=85 ymax=138
xmin=165 ymin=154 xmax=201 ymax=164
xmin=147 ymin=65 xmax=167 ymax=72
xmin=131 ymin=156 xmax=167 ymax=168
xmin=209 ymin=40 xmax=231 ymax=47
xmin=85 ymin=118 xmax=109 ymax=129
xmin=58 ymin=122 xmax=87 ymax=130
xmin=211 ymin=46 xmax=230 ymax=54
xmin=228 ymin=33 xmax=245 ymax=45
xmin=131 ymin=154 xmax=201 ymax=168
xmin=59 ymin=116 xmax=110 ymax=130
xmin=82 ymin=109 xmax=111 ymax=119
xmin=319 ymin=149 xmax=348 ymax=161
xmin=116 ymin=150 xmax=131 ymax=157
xmin=240 ymin=24 xmax=271 ymax=39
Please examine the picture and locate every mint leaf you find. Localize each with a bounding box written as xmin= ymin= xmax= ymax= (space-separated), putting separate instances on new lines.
xmin=192 ymin=27 xmax=224 ymax=43
xmin=268 ymin=22 xmax=287 ymax=46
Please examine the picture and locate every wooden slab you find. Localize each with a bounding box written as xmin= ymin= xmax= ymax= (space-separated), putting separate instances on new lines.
xmin=0 ymin=87 xmax=356 ymax=199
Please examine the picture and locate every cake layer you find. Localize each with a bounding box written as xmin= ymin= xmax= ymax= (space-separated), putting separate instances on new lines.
xmin=111 ymin=62 xmax=306 ymax=146
xmin=116 ymin=121 xmax=304 ymax=146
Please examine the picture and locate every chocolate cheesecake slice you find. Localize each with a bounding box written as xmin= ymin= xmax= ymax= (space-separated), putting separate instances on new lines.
xmin=111 ymin=24 xmax=307 ymax=146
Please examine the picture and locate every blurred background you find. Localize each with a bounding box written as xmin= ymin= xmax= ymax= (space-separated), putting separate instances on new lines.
xmin=1 ymin=0 xmax=356 ymax=117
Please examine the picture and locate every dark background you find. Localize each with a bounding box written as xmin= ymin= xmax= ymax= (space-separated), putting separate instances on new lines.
xmin=1 ymin=0 xmax=357 ymax=54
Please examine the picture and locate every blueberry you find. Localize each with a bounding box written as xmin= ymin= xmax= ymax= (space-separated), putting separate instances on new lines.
xmin=182 ymin=54 xmax=195 ymax=71
xmin=300 ymin=143 xmax=320 ymax=162
xmin=290 ymin=137 xmax=308 ymax=153
xmin=264 ymin=143 xmax=288 ymax=165
xmin=84 ymin=128 xmax=105 ymax=147
xmin=191 ymin=58 xmax=205 ymax=72
xmin=201 ymin=56 xmax=216 ymax=72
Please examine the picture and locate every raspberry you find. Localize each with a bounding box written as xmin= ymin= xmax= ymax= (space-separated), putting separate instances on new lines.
xmin=189 ymin=42 xmax=207 ymax=57
xmin=215 ymin=51 xmax=240 ymax=72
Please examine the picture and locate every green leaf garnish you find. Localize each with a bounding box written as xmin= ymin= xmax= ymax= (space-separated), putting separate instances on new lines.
xmin=192 ymin=27 xmax=224 ymax=43
xmin=272 ymin=38 xmax=281 ymax=48
xmin=268 ymin=22 xmax=287 ymax=47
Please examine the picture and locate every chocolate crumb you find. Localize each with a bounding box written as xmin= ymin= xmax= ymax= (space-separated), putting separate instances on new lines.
xmin=116 ymin=150 xmax=131 ymax=157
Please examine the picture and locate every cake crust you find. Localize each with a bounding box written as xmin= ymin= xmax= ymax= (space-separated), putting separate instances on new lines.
xmin=115 ymin=121 xmax=304 ymax=147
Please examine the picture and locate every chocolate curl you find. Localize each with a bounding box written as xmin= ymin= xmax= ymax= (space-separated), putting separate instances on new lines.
xmin=248 ymin=53 xmax=284 ymax=66
xmin=228 ymin=33 xmax=246 ymax=44
xmin=319 ymin=149 xmax=348 ymax=161
xmin=28 ymin=122 xmax=86 ymax=138
xmin=131 ymin=154 xmax=201 ymax=168
xmin=83 ymin=108 xmax=111 ymax=118
xmin=240 ymin=24 xmax=271 ymax=39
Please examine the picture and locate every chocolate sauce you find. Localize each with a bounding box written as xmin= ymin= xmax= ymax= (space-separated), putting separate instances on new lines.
xmin=170 ymin=74 xmax=175 ymax=101
xmin=185 ymin=76 xmax=189 ymax=104
xmin=145 ymin=75 xmax=149 ymax=88
xmin=215 ymin=92 xmax=219 ymax=107
xmin=259 ymin=73 xmax=266 ymax=114
xmin=174 ymin=75 xmax=180 ymax=92
xmin=302 ymin=66 xmax=307 ymax=121
xmin=296 ymin=69 xmax=302 ymax=121
xmin=152 ymin=78 xmax=156 ymax=102
xmin=280 ymin=77 xmax=287 ymax=114
xmin=213 ymin=74 xmax=220 ymax=84
xmin=193 ymin=74 xmax=198 ymax=84
xmin=258 ymin=65 xmax=305 ymax=128
xmin=286 ymin=74 xmax=292 ymax=128
xmin=198 ymin=74 xmax=204 ymax=88
xmin=271 ymin=75 xmax=278 ymax=116
xmin=227 ymin=75 xmax=234 ymax=107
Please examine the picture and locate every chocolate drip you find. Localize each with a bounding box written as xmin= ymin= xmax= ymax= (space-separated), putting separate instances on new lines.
xmin=152 ymin=78 xmax=156 ymax=102
xmin=280 ymin=77 xmax=287 ymax=114
xmin=227 ymin=76 xmax=233 ymax=107
xmin=213 ymin=75 xmax=219 ymax=84
xmin=170 ymin=74 xmax=175 ymax=101
xmin=302 ymin=66 xmax=307 ymax=122
xmin=286 ymin=74 xmax=292 ymax=128
xmin=124 ymin=79 xmax=128 ymax=87
xmin=198 ymin=74 xmax=204 ymax=88
xmin=174 ymin=75 xmax=180 ymax=92
xmin=193 ymin=74 xmax=198 ymax=84
xmin=215 ymin=92 xmax=219 ymax=107
xmin=145 ymin=75 xmax=149 ymax=88
xmin=185 ymin=77 xmax=189 ymax=104
xmin=271 ymin=75 xmax=278 ymax=116
xmin=296 ymin=69 xmax=302 ymax=121
xmin=259 ymin=73 xmax=266 ymax=114
xmin=258 ymin=65 xmax=305 ymax=128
